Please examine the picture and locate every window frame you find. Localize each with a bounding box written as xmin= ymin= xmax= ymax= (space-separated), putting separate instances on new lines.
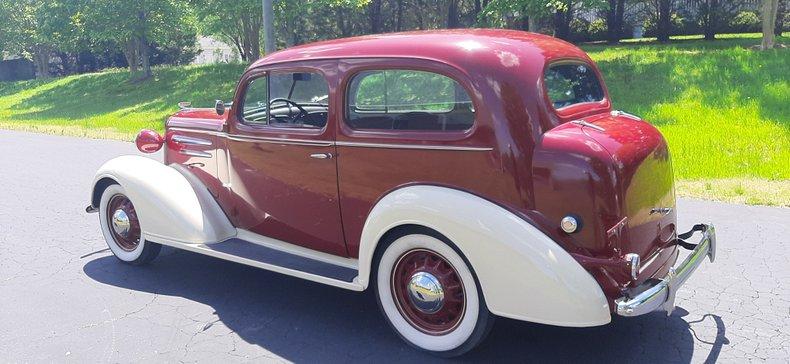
xmin=540 ymin=59 xmax=610 ymax=118
xmin=343 ymin=66 xmax=477 ymax=134
xmin=236 ymin=67 xmax=331 ymax=132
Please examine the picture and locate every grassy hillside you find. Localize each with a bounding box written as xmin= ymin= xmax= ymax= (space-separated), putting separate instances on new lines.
xmin=0 ymin=63 xmax=246 ymax=139
xmin=1 ymin=34 xmax=788 ymax=205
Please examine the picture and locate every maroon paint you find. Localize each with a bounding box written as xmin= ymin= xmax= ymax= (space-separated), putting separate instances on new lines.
xmin=161 ymin=30 xmax=680 ymax=309
xmin=135 ymin=129 xmax=164 ymax=153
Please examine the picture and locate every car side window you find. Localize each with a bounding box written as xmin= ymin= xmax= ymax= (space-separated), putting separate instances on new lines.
xmin=241 ymin=76 xmax=269 ymax=124
xmin=346 ymin=70 xmax=474 ymax=131
xmin=241 ymin=71 xmax=329 ymax=129
xmin=544 ymin=63 xmax=604 ymax=109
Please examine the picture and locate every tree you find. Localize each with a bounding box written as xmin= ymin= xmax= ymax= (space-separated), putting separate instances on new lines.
xmin=699 ymin=0 xmax=720 ymax=41
xmin=81 ymin=0 xmax=195 ymax=80
xmin=479 ymin=0 xmax=604 ymax=40
xmin=605 ymin=0 xmax=625 ymax=43
xmin=761 ymin=0 xmax=780 ymax=49
xmin=657 ymin=0 xmax=673 ymax=42
xmin=0 ymin=0 xmax=75 ymax=78
xmin=191 ymin=0 xmax=262 ymax=62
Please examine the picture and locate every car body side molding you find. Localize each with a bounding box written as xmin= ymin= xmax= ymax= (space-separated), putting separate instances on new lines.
xmin=356 ymin=185 xmax=611 ymax=327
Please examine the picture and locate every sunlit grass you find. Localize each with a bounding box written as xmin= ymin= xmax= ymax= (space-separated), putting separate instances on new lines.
xmin=0 ymin=34 xmax=787 ymax=205
xmin=0 ymin=63 xmax=246 ymax=138
xmin=583 ymin=34 xmax=789 ymax=205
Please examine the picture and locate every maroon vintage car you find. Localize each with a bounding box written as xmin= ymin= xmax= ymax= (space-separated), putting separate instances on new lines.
xmin=89 ymin=29 xmax=715 ymax=356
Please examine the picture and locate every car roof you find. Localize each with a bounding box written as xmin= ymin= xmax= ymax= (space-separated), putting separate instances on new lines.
xmin=248 ymin=29 xmax=591 ymax=74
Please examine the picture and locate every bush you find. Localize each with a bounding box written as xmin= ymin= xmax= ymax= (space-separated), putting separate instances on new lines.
xmin=643 ymin=13 xmax=685 ymax=38
xmin=569 ymin=18 xmax=592 ymax=42
xmin=729 ymin=11 xmax=761 ymax=33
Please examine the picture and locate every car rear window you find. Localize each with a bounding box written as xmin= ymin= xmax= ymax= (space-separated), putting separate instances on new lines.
xmin=346 ymin=70 xmax=474 ymax=131
xmin=544 ymin=63 xmax=604 ymax=109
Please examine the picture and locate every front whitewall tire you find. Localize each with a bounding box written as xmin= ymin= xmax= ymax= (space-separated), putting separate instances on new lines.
xmin=99 ymin=184 xmax=160 ymax=265
xmin=375 ymin=232 xmax=492 ymax=356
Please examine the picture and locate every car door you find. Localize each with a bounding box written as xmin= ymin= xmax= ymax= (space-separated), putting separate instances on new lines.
xmin=224 ymin=62 xmax=346 ymax=257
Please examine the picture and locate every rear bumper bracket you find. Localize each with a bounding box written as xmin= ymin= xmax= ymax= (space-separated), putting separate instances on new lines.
xmin=614 ymin=223 xmax=716 ymax=317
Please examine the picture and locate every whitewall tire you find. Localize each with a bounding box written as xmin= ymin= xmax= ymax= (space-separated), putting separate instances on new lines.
xmin=375 ymin=228 xmax=494 ymax=356
xmin=98 ymin=184 xmax=161 ymax=265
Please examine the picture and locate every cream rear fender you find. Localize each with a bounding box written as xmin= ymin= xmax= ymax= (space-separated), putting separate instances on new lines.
xmin=89 ymin=155 xmax=236 ymax=245
xmin=357 ymin=185 xmax=611 ymax=327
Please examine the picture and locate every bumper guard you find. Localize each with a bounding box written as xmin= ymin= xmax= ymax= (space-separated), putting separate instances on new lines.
xmin=615 ymin=223 xmax=716 ymax=317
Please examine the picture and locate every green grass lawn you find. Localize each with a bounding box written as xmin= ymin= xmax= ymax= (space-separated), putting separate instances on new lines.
xmin=0 ymin=34 xmax=788 ymax=205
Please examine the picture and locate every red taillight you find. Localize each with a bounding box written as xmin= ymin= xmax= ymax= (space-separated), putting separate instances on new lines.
xmin=135 ymin=129 xmax=164 ymax=153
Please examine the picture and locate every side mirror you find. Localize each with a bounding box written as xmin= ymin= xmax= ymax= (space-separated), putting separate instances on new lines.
xmin=215 ymin=100 xmax=225 ymax=115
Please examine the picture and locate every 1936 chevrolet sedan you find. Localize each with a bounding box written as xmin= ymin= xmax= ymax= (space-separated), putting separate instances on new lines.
xmin=87 ymin=29 xmax=716 ymax=356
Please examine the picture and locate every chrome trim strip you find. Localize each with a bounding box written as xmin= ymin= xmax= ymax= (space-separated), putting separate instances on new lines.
xmin=571 ymin=119 xmax=606 ymax=132
xmin=179 ymin=149 xmax=212 ymax=158
xmin=167 ymin=127 xmax=492 ymax=151
xmin=171 ymin=134 xmax=212 ymax=146
xmin=611 ymin=110 xmax=642 ymax=120
xmin=226 ymin=134 xmax=333 ymax=147
xmin=615 ymin=223 xmax=716 ymax=317
xmin=335 ymin=141 xmax=493 ymax=152
xmin=168 ymin=127 xmax=333 ymax=147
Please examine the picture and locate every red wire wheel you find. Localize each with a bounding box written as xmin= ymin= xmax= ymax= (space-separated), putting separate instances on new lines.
xmin=391 ymin=249 xmax=466 ymax=335
xmin=105 ymin=194 xmax=141 ymax=252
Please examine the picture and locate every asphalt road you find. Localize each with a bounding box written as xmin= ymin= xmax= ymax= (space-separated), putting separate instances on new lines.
xmin=0 ymin=130 xmax=788 ymax=363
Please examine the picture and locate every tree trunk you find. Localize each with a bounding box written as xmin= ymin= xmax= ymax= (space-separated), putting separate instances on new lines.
xmin=553 ymin=0 xmax=574 ymax=40
xmin=139 ymin=36 xmax=152 ymax=80
xmin=762 ymin=0 xmax=780 ymax=50
xmin=262 ymin=0 xmax=275 ymax=55
xmin=606 ymin=0 xmax=625 ymax=44
xmin=657 ymin=0 xmax=672 ymax=42
xmin=416 ymin=0 xmax=425 ymax=30
xmin=447 ymin=0 xmax=459 ymax=28
xmin=703 ymin=0 xmax=718 ymax=41
xmin=33 ymin=47 xmax=51 ymax=79
xmin=396 ymin=0 xmax=404 ymax=31
xmin=369 ymin=0 xmax=382 ymax=33
xmin=336 ymin=7 xmax=353 ymax=37
xmin=123 ymin=38 xmax=139 ymax=75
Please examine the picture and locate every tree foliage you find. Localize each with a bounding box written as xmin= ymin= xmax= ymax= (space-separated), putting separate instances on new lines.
xmin=79 ymin=0 xmax=195 ymax=79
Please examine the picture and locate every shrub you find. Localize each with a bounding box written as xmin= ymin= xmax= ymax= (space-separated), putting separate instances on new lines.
xmin=729 ymin=11 xmax=761 ymax=33
xmin=643 ymin=13 xmax=685 ymax=37
xmin=588 ymin=18 xmax=607 ymax=40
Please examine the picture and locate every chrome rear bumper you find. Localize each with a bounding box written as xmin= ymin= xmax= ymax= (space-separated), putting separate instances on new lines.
xmin=615 ymin=223 xmax=716 ymax=317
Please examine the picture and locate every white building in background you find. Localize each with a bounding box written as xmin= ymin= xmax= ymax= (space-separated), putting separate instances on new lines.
xmin=193 ymin=36 xmax=240 ymax=64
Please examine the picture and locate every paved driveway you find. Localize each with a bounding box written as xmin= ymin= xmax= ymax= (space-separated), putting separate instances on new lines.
xmin=0 ymin=130 xmax=788 ymax=363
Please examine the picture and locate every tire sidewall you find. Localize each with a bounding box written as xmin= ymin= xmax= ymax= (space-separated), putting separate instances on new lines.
xmin=376 ymin=233 xmax=481 ymax=353
xmin=99 ymin=184 xmax=147 ymax=262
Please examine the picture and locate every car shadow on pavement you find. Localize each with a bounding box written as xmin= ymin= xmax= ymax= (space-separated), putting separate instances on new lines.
xmin=83 ymin=249 xmax=728 ymax=363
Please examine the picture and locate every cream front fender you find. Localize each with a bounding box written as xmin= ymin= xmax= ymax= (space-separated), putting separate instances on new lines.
xmin=357 ymin=185 xmax=611 ymax=327
xmin=90 ymin=155 xmax=235 ymax=245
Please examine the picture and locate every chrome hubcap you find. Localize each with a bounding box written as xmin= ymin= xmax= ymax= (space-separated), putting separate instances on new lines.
xmin=111 ymin=209 xmax=131 ymax=238
xmin=407 ymin=272 xmax=445 ymax=314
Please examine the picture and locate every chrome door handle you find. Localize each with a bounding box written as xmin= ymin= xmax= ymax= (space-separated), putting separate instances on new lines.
xmin=309 ymin=153 xmax=333 ymax=159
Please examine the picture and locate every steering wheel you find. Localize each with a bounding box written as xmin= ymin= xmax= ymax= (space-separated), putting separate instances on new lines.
xmin=269 ymin=98 xmax=308 ymax=122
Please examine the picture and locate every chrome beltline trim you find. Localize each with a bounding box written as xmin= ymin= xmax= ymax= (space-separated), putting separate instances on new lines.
xmin=335 ymin=141 xmax=493 ymax=152
xmin=179 ymin=149 xmax=212 ymax=158
xmin=169 ymin=127 xmax=492 ymax=151
xmin=225 ymin=134 xmax=333 ymax=147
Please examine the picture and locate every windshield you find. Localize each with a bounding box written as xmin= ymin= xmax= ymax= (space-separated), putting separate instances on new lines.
xmin=544 ymin=63 xmax=604 ymax=109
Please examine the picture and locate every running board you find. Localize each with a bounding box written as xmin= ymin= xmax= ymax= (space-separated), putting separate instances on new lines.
xmin=150 ymin=237 xmax=363 ymax=291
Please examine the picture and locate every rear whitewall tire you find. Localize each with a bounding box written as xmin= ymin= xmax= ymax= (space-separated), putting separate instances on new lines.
xmin=98 ymin=184 xmax=161 ymax=265
xmin=375 ymin=231 xmax=494 ymax=356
